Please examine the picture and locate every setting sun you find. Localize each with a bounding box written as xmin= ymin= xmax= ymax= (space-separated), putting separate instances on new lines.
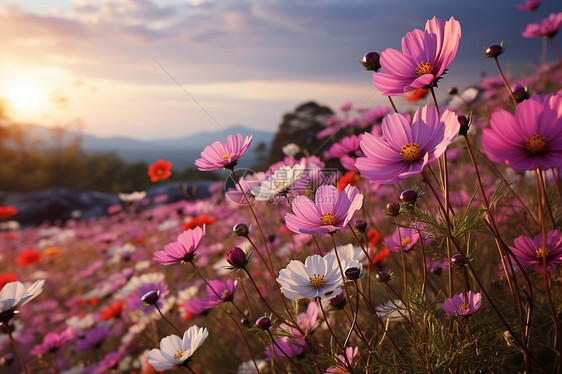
xmin=3 ymin=79 xmax=49 ymax=118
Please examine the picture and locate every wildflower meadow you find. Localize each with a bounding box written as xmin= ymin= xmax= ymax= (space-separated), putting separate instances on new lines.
xmin=2 ymin=6 xmax=562 ymax=374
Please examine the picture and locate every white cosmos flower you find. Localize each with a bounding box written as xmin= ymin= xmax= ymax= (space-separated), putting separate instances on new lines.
xmin=148 ymin=325 xmax=209 ymax=370
xmin=277 ymin=254 xmax=344 ymax=300
xmin=282 ymin=143 xmax=300 ymax=156
xmin=118 ymin=191 xmax=147 ymax=202
xmin=0 ymin=280 xmax=45 ymax=316
xmin=333 ymin=243 xmax=368 ymax=265
xmin=375 ymin=299 xmax=410 ymax=323
xmin=251 ymin=164 xmax=305 ymax=201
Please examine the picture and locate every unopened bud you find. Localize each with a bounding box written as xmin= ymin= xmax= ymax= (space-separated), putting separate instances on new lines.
xmin=141 ymin=291 xmax=160 ymax=306
xmin=400 ymin=189 xmax=418 ymax=204
xmin=255 ymin=316 xmax=272 ymax=330
xmin=226 ymin=247 xmax=247 ymax=268
xmin=233 ymin=223 xmax=249 ymax=237
xmin=484 ymin=44 xmax=504 ymax=58
xmin=360 ymin=52 xmax=381 ymax=71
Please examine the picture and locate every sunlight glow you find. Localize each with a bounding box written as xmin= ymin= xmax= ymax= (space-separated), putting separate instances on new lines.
xmin=3 ymin=79 xmax=49 ymax=118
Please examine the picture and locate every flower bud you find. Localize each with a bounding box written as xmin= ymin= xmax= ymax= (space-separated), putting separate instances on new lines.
xmin=360 ymin=52 xmax=381 ymax=71
xmin=326 ymin=289 xmax=346 ymax=309
xmin=226 ymin=247 xmax=247 ymax=268
xmin=458 ymin=115 xmax=470 ymax=136
xmin=400 ymin=189 xmax=418 ymax=204
xmin=386 ymin=201 xmax=401 ymax=216
xmin=450 ymin=254 xmax=467 ymax=267
xmin=512 ymin=85 xmax=530 ymax=103
xmin=430 ymin=264 xmax=443 ymax=276
xmin=484 ymin=44 xmax=504 ymax=58
xmin=255 ymin=316 xmax=272 ymax=330
xmin=375 ymin=270 xmax=391 ymax=282
xmin=141 ymin=291 xmax=160 ymax=306
xmin=233 ymin=223 xmax=249 ymax=237
xmin=447 ymin=87 xmax=458 ymax=95
xmin=344 ymin=267 xmax=362 ymax=281
xmin=354 ymin=219 xmax=367 ymax=233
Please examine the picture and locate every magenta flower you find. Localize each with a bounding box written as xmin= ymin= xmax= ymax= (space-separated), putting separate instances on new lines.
xmin=355 ymin=106 xmax=460 ymax=184
xmin=195 ymin=133 xmax=253 ymax=171
xmin=522 ymin=12 xmax=562 ymax=38
xmin=372 ymin=16 xmax=461 ymax=95
xmin=31 ymin=328 xmax=74 ymax=355
xmin=441 ymin=291 xmax=482 ymax=317
xmin=482 ymin=94 xmax=562 ymax=172
xmin=384 ymin=226 xmax=432 ymax=253
xmin=517 ymin=0 xmax=540 ymax=11
xmin=265 ymin=336 xmax=305 ymax=361
xmin=203 ymin=278 xmax=237 ymax=308
xmin=153 ymin=226 xmax=206 ymax=265
xmin=284 ymin=185 xmax=363 ymax=234
xmin=509 ymin=230 xmax=562 ymax=273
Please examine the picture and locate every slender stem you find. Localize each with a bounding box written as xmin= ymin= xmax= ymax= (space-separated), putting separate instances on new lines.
xmin=429 ymin=87 xmax=440 ymax=114
xmin=538 ymin=170 xmax=556 ymax=229
xmin=317 ymin=299 xmax=355 ymax=374
xmin=223 ymin=308 xmax=263 ymax=374
xmin=330 ymin=233 xmax=355 ymax=315
xmin=417 ymin=228 xmax=428 ymax=296
xmin=154 ymin=304 xmax=181 ymax=335
xmin=238 ymin=274 xmax=254 ymax=321
xmin=493 ymin=56 xmax=518 ymax=107
xmin=245 ymin=236 xmax=273 ymax=278
xmin=3 ymin=323 xmax=30 ymax=374
xmin=551 ymin=37 xmax=562 ymax=63
xmin=343 ymin=280 xmax=361 ymax=348
xmin=242 ymin=268 xmax=284 ymax=321
xmin=387 ymin=96 xmax=399 ymax=113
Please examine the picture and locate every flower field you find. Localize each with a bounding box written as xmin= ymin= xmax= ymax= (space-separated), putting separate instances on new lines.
xmin=1 ymin=9 xmax=562 ymax=374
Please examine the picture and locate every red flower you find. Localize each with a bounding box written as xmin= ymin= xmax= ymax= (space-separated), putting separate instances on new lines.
xmin=148 ymin=159 xmax=172 ymax=182
xmin=337 ymin=171 xmax=360 ymax=192
xmin=101 ymin=301 xmax=124 ymax=320
xmin=17 ymin=249 xmax=42 ymax=267
xmin=183 ymin=215 xmax=216 ymax=231
xmin=371 ymin=247 xmax=390 ymax=265
xmin=367 ymin=229 xmax=383 ymax=246
xmin=0 ymin=273 xmax=18 ymax=291
xmin=0 ymin=206 xmax=18 ymax=220
xmin=405 ymin=88 xmax=430 ymax=102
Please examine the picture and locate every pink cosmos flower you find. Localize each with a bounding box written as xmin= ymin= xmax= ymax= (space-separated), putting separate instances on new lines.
xmin=509 ymin=230 xmax=562 ymax=273
xmin=441 ymin=291 xmax=482 ymax=317
xmin=517 ymin=0 xmax=540 ymax=11
xmin=355 ymin=106 xmax=460 ymax=184
xmin=384 ymin=226 xmax=432 ymax=253
xmin=482 ymin=94 xmax=562 ymax=172
xmin=372 ymin=16 xmax=461 ymax=95
xmin=195 ymin=133 xmax=253 ymax=171
xmin=284 ymin=185 xmax=363 ymax=235
xmin=153 ymin=226 xmax=206 ymax=265
xmin=522 ymin=12 xmax=562 ymax=38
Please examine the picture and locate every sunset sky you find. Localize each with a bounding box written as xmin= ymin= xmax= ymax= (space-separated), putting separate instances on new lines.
xmin=0 ymin=0 xmax=560 ymax=140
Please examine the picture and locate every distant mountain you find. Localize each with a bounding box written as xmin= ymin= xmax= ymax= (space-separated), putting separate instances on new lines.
xmin=16 ymin=124 xmax=274 ymax=169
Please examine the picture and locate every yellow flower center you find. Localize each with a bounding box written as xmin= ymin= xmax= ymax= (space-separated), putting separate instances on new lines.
xmin=156 ymin=169 xmax=163 ymax=175
xmin=401 ymin=237 xmax=412 ymax=247
xmin=321 ymin=213 xmax=337 ymax=226
xmin=525 ymin=133 xmax=547 ymax=155
xmin=536 ymin=247 xmax=550 ymax=259
xmin=275 ymin=182 xmax=285 ymax=189
xmin=221 ymin=153 xmax=230 ymax=160
xmin=457 ymin=304 xmax=469 ymax=311
xmin=309 ymin=274 xmax=326 ymax=289
xmin=415 ymin=61 xmax=435 ymax=77
xmin=400 ymin=143 xmax=422 ymax=163
xmin=173 ymin=349 xmax=186 ymax=359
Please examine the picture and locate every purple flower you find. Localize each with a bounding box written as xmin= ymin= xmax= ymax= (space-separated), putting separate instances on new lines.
xmin=509 ymin=230 xmax=562 ymax=273
xmin=325 ymin=346 xmax=358 ymax=374
xmin=153 ymin=226 xmax=206 ymax=265
xmin=284 ymin=185 xmax=363 ymax=235
xmin=384 ymin=226 xmax=431 ymax=252
xmin=372 ymin=17 xmax=461 ymax=95
xmin=517 ymin=0 xmax=540 ymax=11
xmin=265 ymin=337 xmax=305 ymax=361
xmin=522 ymin=12 xmax=562 ymax=38
xmin=482 ymin=94 xmax=562 ymax=172
xmin=75 ymin=325 xmax=110 ymax=351
xmin=355 ymin=106 xmax=460 ymax=184
xmin=195 ymin=133 xmax=253 ymax=171
xmin=324 ymin=135 xmax=363 ymax=160
xmin=441 ymin=291 xmax=482 ymax=317
xmin=31 ymin=328 xmax=74 ymax=355
xmin=204 ymin=279 xmax=237 ymax=307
